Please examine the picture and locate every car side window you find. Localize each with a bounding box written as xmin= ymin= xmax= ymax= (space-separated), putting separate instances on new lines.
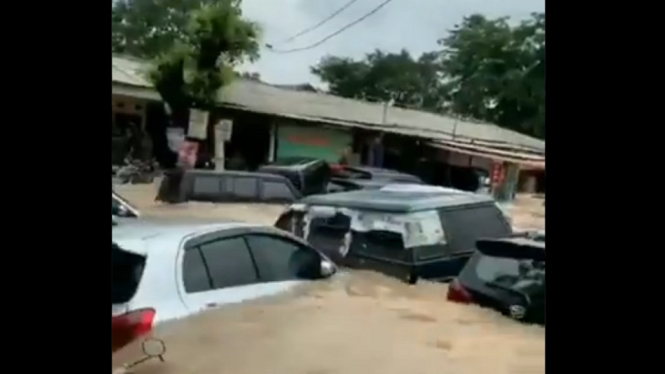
xmin=199 ymin=237 xmax=259 ymax=289
xmin=193 ymin=175 xmax=222 ymax=195
xmin=245 ymin=234 xmax=321 ymax=282
xmin=182 ymin=247 xmax=212 ymax=293
xmin=232 ymin=177 xmax=259 ymax=198
xmin=263 ymin=180 xmax=296 ymax=201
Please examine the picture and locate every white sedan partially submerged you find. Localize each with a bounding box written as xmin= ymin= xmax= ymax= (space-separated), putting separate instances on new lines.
xmin=112 ymin=218 xmax=337 ymax=353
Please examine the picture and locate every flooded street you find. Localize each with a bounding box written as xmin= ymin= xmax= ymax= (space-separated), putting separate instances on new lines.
xmin=113 ymin=183 xmax=545 ymax=374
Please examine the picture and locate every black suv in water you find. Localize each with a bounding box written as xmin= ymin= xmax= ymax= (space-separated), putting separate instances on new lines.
xmin=275 ymin=189 xmax=512 ymax=283
xmin=448 ymin=238 xmax=545 ymax=325
xmin=332 ymin=166 xmax=423 ymax=184
xmin=258 ymin=158 xmax=331 ymax=196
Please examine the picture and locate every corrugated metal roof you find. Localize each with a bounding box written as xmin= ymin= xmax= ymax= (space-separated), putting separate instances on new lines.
xmin=112 ymin=56 xmax=151 ymax=86
xmin=112 ymin=55 xmax=545 ymax=153
xmin=431 ymin=139 xmax=545 ymax=160
xmin=428 ymin=140 xmax=545 ymax=170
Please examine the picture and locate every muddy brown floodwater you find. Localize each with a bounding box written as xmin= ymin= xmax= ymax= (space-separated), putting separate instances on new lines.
xmin=113 ymin=183 xmax=545 ymax=374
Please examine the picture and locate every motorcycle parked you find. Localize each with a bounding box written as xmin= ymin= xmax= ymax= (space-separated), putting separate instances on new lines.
xmin=114 ymin=159 xmax=158 ymax=185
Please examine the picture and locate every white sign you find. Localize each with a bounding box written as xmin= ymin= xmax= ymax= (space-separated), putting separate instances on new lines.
xmin=188 ymin=109 xmax=209 ymax=140
xmin=216 ymin=119 xmax=233 ymax=141
xmin=301 ymin=205 xmax=446 ymax=250
xmin=166 ymin=127 xmax=185 ymax=152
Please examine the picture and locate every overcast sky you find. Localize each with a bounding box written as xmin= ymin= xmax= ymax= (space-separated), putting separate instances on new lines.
xmin=240 ymin=0 xmax=545 ymax=86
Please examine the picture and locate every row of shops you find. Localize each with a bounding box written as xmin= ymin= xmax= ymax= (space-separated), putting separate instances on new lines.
xmin=112 ymin=93 xmax=544 ymax=197
xmin=112 ymin=56 xmax=545 ymax=199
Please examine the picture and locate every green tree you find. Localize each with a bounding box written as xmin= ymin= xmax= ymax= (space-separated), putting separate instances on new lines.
xmin=112 ymin=0 xmax=221 ymax=58
xmin=311 ymin=49 xmax=448 ymax=112
xmin=310 ymin=13 xmax=545 ymax=139
xmin=440 ymin=13 xmax=545 ymax=138
xmin=147 ymin=0 xmax=260 ymax=129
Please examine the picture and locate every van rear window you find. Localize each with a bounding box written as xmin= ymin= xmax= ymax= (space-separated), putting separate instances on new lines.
xmin=307 ymin=215 xmax=351 ymax=256
xmin=112 ymin=244 xmax=146 ymax=304
xmin=350 ymin=230 xmax=411 ymax=262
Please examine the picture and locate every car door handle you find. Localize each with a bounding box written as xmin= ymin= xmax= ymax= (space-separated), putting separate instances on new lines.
xmin=205 ymin=302 xmax=219 ymax=309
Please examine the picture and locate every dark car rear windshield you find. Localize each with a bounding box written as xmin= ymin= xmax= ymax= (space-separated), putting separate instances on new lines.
xmin=112 ymin=244 xmax=146 ymax=304
xmin=465 ymin=251 xmax=545 ymax=298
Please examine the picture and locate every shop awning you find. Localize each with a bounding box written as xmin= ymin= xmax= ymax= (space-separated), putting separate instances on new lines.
xmin=428 ymin=140 xmax=545 ymax=170
xmin=112 ymin=83 xmax=161 ymax=101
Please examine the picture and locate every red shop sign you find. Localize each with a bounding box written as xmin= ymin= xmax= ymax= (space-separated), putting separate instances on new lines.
xmin=491 ymin=162 xmax=506 ymax=185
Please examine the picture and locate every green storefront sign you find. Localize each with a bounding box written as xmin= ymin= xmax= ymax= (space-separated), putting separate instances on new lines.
xmin=276 ymin=124 xmax=352 ymax=163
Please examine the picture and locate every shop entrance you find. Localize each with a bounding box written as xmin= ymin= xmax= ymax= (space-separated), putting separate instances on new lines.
xmin=224 ymin=111 xmax=272 ymax=170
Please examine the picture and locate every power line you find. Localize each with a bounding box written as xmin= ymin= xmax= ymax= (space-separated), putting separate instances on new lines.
xmin=272 ymin=0 xmax=361 ymax=46
xmin=267 ymin=0 xmax=396 ymax=54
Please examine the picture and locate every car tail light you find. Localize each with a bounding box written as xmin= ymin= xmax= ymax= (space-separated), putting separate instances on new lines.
xmin=112 ymin=308 xmax=156 ymax=352
xmin=447 ymin=279 xmax=473 ymax=304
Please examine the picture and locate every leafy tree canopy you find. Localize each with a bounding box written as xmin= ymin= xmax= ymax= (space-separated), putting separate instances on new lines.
xmin=441 ymin=13 xmax=545 ymax=138
xmin=311 ymin=13 xmax=545 ymax=139
xmin=144 ymin=0 xmax=261 ymax=126
xmin=112 ymin=0 xmax=226 ymax=59
xmin=311 ymin=49 xmax=447 ymax=112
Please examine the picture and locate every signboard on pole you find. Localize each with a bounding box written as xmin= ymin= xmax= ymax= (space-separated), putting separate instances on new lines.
xmin=188 ymin=109 xmax=209 ymax=140
xmin=216 ymin=119 xmax=233 ymax=142
xmin=166 ymin=127 xmax=185 ymax=152
xmin=491 ymin=161 xmax=506 ymax=187
xmin=177 ymin=140 xmax=199 ymax=169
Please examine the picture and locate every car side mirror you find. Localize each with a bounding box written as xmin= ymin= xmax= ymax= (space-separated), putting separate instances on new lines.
xmin=117 ymin=205 xmax=130 ymax=217
xmin=320 ymin=259 xmax=336 ymax=278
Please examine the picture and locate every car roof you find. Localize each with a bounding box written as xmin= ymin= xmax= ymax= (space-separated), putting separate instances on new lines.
xmin=346 ymin=166 xmax=419 ymax=178
xmin=479 ymin=237 xmax=545 ymax=250
xmin=260 ymin=158 xmax=322 ymax=170
xmin=300 ymin=189 xmax=494 ymax=213
xmin=475 ymin=237 xmax=545 ymax=260
xmin=339 ymin=179 xmax=390 ymax=188
xmin=345 ymin=166 xmax=401 ymax=174
xmin=112 ymin=218 xmax=261 ymax=255
xmin=186 ymin=169 xmax=288 ymax=180
xmin=380 ymin=184 xmax=467 ymax=194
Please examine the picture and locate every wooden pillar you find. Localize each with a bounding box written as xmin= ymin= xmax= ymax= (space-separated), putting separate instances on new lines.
xmin=214 ymin=123 xmax=226 ymax=171
xmin=491 ymin=162 xmax=520 ymax=202
xmin=268 ymin=120 xmax=276 ymax=162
